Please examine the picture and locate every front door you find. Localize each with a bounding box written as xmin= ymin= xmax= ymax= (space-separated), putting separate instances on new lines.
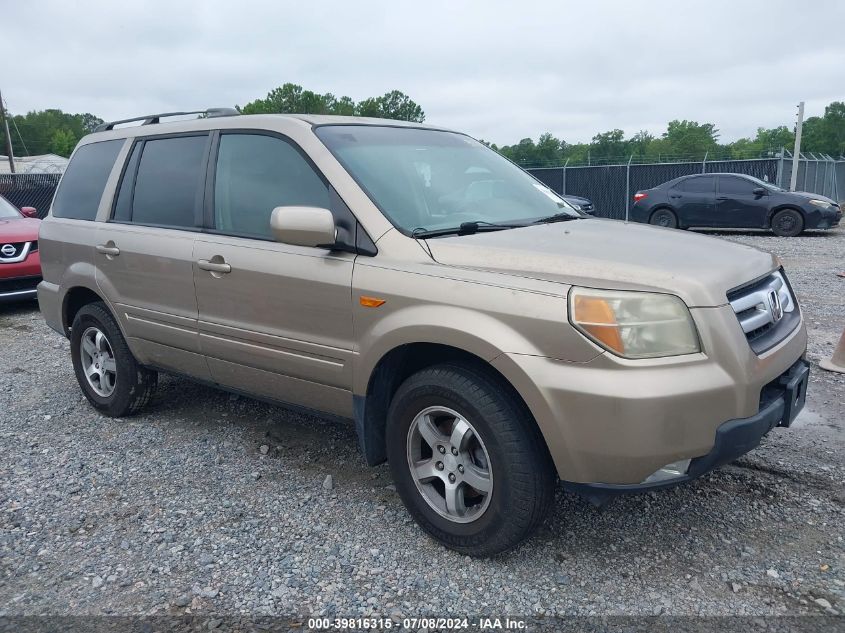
xmin=716 ymin=175 xmax=769 ymax=228
xmin=95 ymin=133 xmax=212 ymax=379
xmin=193 ymin=131 xmax=355 ymax=417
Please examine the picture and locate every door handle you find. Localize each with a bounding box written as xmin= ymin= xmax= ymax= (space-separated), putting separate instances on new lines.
xmin=96 ymin=244 xmax=120 ymax=256
xmin=197 ymin=258 xmax=231 ymax=274
xmin=716 ymin=196 xmax=728 ymax=200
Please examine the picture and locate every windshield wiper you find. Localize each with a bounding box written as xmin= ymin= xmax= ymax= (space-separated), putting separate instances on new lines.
xmin=412 ymin=221 xmax=515 ymax=239
xmin=532 ymin=212 xmax=582 ymax=224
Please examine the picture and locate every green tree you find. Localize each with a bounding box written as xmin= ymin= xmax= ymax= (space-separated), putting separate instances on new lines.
xmin=590 ymin=129 xmax=627 ymax=163
xmin=239 ymin=84 xmax=424 ymax=122
xmin=628 ymin=130 xmax=656 ymax=158
xmin=49 ymin=128 xmax=76 ymax=156
xmin=661 ymin=120 xmax=719 ymax=158
xmin=0 ymin=109 xmax=103 ymax=158
xmin=802 ymin=101 xmax=845 ymax=156
xmin=356 ymin=90 xmax=424 ymax=122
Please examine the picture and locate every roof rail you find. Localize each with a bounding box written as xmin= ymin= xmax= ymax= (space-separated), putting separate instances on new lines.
xmin=94 ymin=107 xmax=239 ymax=132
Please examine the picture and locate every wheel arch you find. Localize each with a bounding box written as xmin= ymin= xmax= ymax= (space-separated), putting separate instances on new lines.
xmin=354 ymin=341 xmax=553 ymax=470
xmin=766 ymin=204 xmax=806 ymax=225
xmin=649 ymin=205 xmax=679 ymax=224
xmin=62 ymin=284 xmax=107 ymax=336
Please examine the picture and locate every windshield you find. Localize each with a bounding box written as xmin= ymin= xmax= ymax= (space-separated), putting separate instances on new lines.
xmin=315 ymin=125 xmax=579 ymax=234
xmin=743 ymin=174 xmax=785 ymax=192
xmin=0 ymin=195 xmax=22 ymax=219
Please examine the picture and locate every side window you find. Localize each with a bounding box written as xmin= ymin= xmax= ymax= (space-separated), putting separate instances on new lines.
xmin=118 ymin=135 xmax=208 ymax=228
xmin=52 ymin=140 xmax=123 ymax=220
xmin=682 ymin=176 xmax=715 ymax=193
xmin=213 ymin=133 xmax=330 ymax=239
xmin=112 ymin=142 xmax=142 ymax=222
xmin=719 ymin=176 xmax=755 ymax=195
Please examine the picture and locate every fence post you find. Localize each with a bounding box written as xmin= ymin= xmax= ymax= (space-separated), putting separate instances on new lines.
xmin=790 ymin=101 xmax=804 ymax=191
xmin=813 ymin=153 xmax=820 ymax=193
xmin=776 ymin=147 xmax=785 ymax=188
xmin=701 ymin=151 xmax=708 ymax=174
xmin=625 ymin=154 xmax=633 ymax=222
xmin=562 ymin=158 xmax=569 ymax=194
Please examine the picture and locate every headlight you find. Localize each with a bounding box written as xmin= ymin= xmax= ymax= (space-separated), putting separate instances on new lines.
xmin=569 ymin=287 xmax=700 ymax=359
xmin=808 ymin=199 xmax=830 ymax=208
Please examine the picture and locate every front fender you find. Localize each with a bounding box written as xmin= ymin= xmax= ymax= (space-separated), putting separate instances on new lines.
xmin=353 ymin=304 xmax=539 ymax=395
xmin=352 ymin=265 xmax=602 ymax=393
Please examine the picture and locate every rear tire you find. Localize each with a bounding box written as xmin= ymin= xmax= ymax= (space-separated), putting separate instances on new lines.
xmin=70 ymin=302 xmax=157 ymax=417
xmin=649 ymin=208 xmax=678 ymax=229
xmin=385 ymin=363 xmax=556 ymax=556
xmin=770 ymin=208 xmax=804 ymax=237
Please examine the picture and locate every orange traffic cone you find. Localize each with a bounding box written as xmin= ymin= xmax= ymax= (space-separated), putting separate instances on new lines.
xmin=820 ymin=328 xmax=845 ymax=374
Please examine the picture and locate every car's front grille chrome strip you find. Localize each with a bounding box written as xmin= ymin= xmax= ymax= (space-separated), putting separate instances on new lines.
xmin=729 ymin=271 xmax=796 ymax=345
xmin=0 ymin=241 xmax=32 ymax=264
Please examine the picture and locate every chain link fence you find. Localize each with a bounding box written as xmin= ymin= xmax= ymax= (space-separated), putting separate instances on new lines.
xmin=0 ymin=173 xmax=62 ymax=218
xmin=529 ymin=154 xmax=842 ymax=220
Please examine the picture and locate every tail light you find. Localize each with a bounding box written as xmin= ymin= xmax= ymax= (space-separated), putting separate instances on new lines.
xmin=633 ymin=192 xmax=648 ymax=202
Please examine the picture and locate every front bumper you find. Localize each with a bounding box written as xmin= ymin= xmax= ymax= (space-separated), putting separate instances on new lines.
xmin=492 ymin=303 xmax=808 ymax=485
xmin=0 ymin=275 xmax=41 ymax=302
xmin=0 ymin=250 xmax=41 ymax=303
xmin=808 ymin=207 xmax=841 ymax=229
xmin=562 ymin=358 xmax=809 ymax=504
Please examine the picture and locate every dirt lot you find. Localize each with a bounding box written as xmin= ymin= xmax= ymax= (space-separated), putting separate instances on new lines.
xmin=0 ymin=228 xmax=843 ymax=625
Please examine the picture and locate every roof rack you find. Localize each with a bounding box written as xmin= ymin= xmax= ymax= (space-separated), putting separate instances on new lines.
xmin=94 ymin=107 xmax=239 ymax=132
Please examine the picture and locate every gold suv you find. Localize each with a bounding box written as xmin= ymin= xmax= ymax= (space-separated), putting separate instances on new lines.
xmin=38 ymin=110 xmax=809 ymax=555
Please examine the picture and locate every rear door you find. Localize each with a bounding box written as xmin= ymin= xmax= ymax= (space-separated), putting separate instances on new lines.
xmin=193 ymin=131 xmax=355 ymax=417
xmin=677 ymin=175 xmax=716 ymax=227
xmin=716 ymin=175 xmax=769 ymax=228
xmin=94 ymin=133 xmax=212 ymax=379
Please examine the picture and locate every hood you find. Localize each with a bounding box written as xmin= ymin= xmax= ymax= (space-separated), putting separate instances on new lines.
xmin=791 ymin=191 xmax=837 ymax=205
xmin=0 ymin=216 xmax=40 ymax=242
xmin=425 ymin=218 xmax=777 ymax=307
xmin=562 ymin=194 xmax=591 ymax=205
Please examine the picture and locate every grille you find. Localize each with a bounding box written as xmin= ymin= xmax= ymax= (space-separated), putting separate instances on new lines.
xmin=0 ymin=241 xmax=33 ymax=264
xmin=728 ymin=271 xmax=799 ymax=354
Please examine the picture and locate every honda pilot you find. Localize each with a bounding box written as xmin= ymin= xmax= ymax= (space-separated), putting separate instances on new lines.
xmin=38 ymin=110 xmax=809 ymax=555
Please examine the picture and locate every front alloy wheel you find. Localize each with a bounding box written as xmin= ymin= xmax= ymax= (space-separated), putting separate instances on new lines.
xmin=386 ymin=364 xmax=556 ymax=556
xmin=407 ymin=406 xmax=493 ymax=523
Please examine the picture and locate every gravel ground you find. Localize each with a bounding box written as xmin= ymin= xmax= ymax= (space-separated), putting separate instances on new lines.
xmin=0 ymin=227 xmax=843 ymax=623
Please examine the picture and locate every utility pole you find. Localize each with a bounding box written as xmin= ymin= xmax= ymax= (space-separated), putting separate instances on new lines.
xmin=0 ymin=89 xmax=15 ymax=173
xmin=789 ymin=101 xmax=804 ymax=191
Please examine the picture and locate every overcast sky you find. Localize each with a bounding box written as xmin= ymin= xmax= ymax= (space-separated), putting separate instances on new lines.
xmin=2 ymin=0 xmax=843 ymax=146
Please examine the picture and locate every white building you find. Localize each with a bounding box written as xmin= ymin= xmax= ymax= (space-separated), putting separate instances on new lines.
xmin=0 ymin=153 xmax=68 ymax=174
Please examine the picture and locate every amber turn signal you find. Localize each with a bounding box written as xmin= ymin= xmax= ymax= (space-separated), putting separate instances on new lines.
xmin=571 ymin=294 xmax=624 ymax=354
xmin=360 ymin=296 xmax=386 ymax=308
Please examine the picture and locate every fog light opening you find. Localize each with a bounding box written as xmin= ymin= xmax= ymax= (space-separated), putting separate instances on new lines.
xmin=641 ymin=459 xmax=691 ymax=484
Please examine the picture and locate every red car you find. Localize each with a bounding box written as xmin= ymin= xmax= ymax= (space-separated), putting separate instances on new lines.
xmin=0 ymin=194 xmax=41 ymax=302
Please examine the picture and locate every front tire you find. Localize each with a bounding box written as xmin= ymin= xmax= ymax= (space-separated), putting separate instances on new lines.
xmin=70 ymin=302 xmax=157 ymax=417
xmin=386 ymin=364 xmax=555 ymax=556
xmin=770 ymin=208 xmax=804 ymax=237
xmin=649 ymin=208 xmax=678 ymax=229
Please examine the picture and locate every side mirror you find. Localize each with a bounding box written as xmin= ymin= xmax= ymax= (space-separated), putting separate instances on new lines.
xmin=752 ymin=188 xmax=766 ymax=196
xmin=20 ymin=206 xmax=38 ymax=218
xmin=270 ymin=206 xmax=336 ymax=248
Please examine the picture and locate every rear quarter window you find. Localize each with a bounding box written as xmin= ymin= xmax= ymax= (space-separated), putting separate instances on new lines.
xmin=52 ymin=139 xmax=123 ymax=220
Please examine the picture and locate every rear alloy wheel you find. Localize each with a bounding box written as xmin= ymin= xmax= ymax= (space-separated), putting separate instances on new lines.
xmin=386 ymin=364 xmax=555 ymax=556
xmin=70 ymin=302 xmax=157 ymax=417
xmin=771 ymin=208 xmax=804 ymax=237
xmin=649 ymin=208 xmax=678 ymax=229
